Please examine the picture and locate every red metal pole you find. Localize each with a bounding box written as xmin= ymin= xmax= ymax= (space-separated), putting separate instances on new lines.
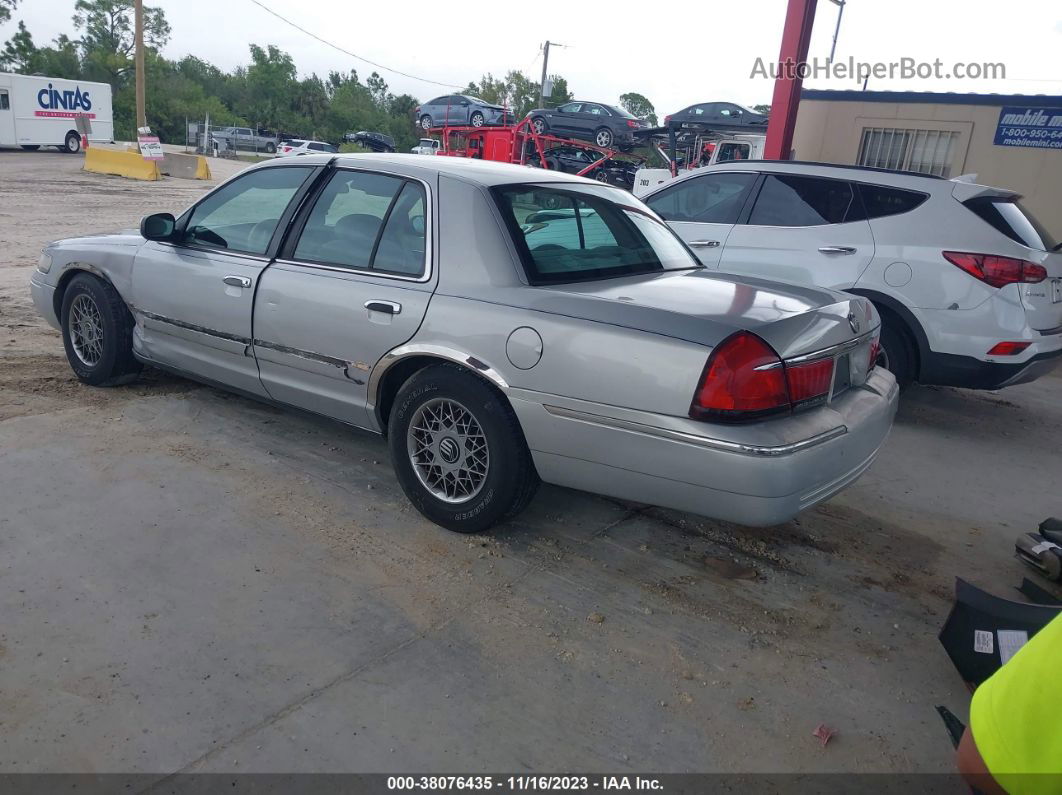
xmin=763 ymin=0 xmax=817 ymax=160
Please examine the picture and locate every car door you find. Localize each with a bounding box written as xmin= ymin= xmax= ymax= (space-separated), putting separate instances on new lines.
xmin=252 ymin=166 xmax=434 ymax=428
xmin=131 ymin=164 xmax=320 ymax=396
xmin=717 ymin=173 xmax=875 ymax=289
xmin=550 ymin=102 xmax=582 ymax=135
xmin=643 ymin=171 xmax=758 ymax=268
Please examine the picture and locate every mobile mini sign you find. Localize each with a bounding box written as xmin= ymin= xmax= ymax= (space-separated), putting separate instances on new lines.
xmin=993 ymin=106 xmax=1062 ymax=150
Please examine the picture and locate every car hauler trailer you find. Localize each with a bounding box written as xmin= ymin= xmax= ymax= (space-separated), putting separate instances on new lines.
xmin=0 ymin=72 xmax=114 ymax=153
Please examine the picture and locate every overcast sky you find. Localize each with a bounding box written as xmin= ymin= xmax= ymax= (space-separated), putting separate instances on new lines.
xmin=5 ymin=0 xmax=1061 ymax=114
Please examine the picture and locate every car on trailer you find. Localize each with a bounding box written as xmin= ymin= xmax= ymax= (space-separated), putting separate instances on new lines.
xmin=416 ymin=95 xmax=512 ymax=130
xmin=525 ymin=101 xmax=650 ymax=149
xmin=664 ymin=102 xmax=769 ymax=129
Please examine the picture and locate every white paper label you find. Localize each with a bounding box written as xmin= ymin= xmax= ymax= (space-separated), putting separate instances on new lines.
xmin=997 ymin=629 xmax=1029 ymax=665
xmin=974 ymin=630 xmax=994 ymax=654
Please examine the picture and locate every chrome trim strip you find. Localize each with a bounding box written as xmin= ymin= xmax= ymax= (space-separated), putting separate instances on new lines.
xmin=366 ymin=344 xmax=510 ymax=416
xmin=135 ymin=308 xmax=251 ymax=345
xmin=542 ymin=404 xmax=847 ymax=457
xmin=784 ymin=329 xmax=877 ymax=365
xmin=252 ymin=338 xmax=365 ymax=384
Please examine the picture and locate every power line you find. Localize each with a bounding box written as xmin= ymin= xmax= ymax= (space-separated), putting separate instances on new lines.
xmin=248 ymin=0 xmax=464 ymax=89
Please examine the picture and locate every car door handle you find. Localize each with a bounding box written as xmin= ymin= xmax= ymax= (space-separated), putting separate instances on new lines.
xmin=818 ymin=246 xmax=857 ymax=255
xmin=365 ymin=300 xmax=401 ymax=315
xmin=223 ymin=275 xmax=252 ymax=287
xmin=688 ymin=240 xmax=721 ymax=248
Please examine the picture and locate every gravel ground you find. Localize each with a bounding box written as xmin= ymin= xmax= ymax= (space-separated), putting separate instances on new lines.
xmin=1 ymin=149 xmax=1060 ymax=776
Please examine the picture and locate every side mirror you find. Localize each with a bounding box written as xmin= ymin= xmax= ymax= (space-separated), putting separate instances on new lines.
xmin=141 ymin=212 xmax=176 ymax=241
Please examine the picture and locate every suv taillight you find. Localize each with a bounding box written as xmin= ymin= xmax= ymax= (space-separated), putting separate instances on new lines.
xmin=943 ymin=251 xmax=1047 ymax=288
xmin=690 ymin=332 xmax=835 ymax=422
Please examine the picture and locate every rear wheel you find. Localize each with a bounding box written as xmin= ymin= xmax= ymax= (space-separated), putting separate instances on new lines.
xmin=877 ymin=312 xmax=916 ymax=389
xmin=264 ymin=141 xmax=277 ymax=154
xmin=470 ymin=111 xmax=485 ymax=128
xmin=388 ymin=364 xmax=539 ymax=533
xmin=60 ymin=273 xmax=142 ymax=386
xmin=63 ymin=131 xmax=82 ymax=154
xmin=420 ymin=114 xmax=434 ymax=130
xmin=594 ymin=127 xmax=614 ymax=148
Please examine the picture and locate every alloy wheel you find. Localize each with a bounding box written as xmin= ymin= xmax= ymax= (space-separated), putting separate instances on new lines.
xmin=69 ymin=294 xmax=104 ymax=366
xmin=407 ymin=398 xmax=490 ymax=504
xmin=595 ymin=130 xmax=613 ymax=147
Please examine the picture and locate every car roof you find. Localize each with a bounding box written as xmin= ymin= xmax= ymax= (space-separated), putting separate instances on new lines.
xmin=701 ymin=159 xmax=947 ymax=187
xmin=255 ymin=152 xmax=606 ymax=187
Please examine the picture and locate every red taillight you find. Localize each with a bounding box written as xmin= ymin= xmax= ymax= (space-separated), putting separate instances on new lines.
xmin=943 ymin=251 xmax=1047 ymax=288
xmin=282 ymin=146 xmax=291 ymax=152
xmin=868 ymin=339 xmax=881 ymax=371
xmin=691 ymin=332 xmax=789 ymax=421
xmin=786 ymin=358 xmax=834 ymax=405
xmin=626 ymin=119 xmax=639 ymax=129
xmin=987 ymin=341 xmax=1031 ymax=356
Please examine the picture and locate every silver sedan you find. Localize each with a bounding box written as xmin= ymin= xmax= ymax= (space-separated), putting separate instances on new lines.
xmin=30 ymin=155 xmax=898 ymax=533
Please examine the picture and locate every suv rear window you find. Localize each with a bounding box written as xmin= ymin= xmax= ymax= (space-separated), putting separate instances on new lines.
xmin=749 ymin=175 xmax=854 ymax=226
xmin=963 ymin=197 xmax=1057 ymax=251
xmin=856 ymin=184 xmax=928 ymax=219
xmin=493 ymin=184 xmax=700 ymax=285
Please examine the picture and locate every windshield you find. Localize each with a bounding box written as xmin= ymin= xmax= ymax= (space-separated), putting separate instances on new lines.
xmin=492 ymin=184 xmax=701 ymax=285
xmin=965 ymin=197 xmax=1057 ymax=251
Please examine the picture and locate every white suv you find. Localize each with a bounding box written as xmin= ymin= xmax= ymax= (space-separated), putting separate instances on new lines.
xmin=643 ymin=161 xmax=1062 ymax=389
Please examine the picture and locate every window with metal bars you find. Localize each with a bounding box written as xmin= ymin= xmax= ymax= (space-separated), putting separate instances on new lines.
xmin=857 ymin=127 xmax=959 ymax=177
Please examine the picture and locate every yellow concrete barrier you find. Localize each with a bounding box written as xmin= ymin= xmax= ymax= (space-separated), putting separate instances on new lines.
xmin=84 ymin=147 xmax=161 ymax=181
xmin=161 ymin=152 xmax=212 ymax=180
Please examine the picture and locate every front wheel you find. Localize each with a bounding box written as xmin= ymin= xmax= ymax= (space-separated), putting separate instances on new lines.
xmin=530 ymin=116 xmax=547 ymax=135
xmin=388 ymin=364 xmax=539 ymax=533
xmin=420 ymin=114 xmax=434 ymax=130
xmin=594 ymin=127 xmax=614 ymax=148
xmin=60 ymin=273 xmax=142 ymax=386
xmin=470 ymin=111 xmax=485 ymax=128
xmin=63 ymin=131 xmax=82 ymax=154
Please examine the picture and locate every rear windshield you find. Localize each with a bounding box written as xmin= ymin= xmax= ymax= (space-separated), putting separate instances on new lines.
xmin=492 ymin=184 xmax=701 ymax=285
xmin=964 ymin=197 xmax=1057 ymax=251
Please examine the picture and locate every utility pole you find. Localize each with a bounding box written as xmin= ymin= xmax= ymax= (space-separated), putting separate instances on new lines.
xmin=538 ymin=41 xmax=550 ymax=109
xmin=827 ymin=0 xmax=846 ymax=64
xmin=134 ymin=0 xmax=146 ymax=131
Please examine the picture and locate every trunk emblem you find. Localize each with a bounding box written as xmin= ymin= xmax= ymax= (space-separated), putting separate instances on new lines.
xmin=848 ymin=312 xmax=861 ymax=334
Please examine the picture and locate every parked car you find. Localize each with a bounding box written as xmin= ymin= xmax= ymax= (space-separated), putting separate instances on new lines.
xmin=210 ymin=126 xmax=279 ymax=154
xmin=411 ymin=138 xmax=440 ymax=155
xmin=526 ymin=102 xmax=650 ymax=149
xmin=344 ymin=130 xmax=396 ymax=152
xmin=274 ymin=139 xmax=338 ymax=157
xmin=642 ymin=160 xmax=1062 ymax=389
xmin=527 ymin=145 xmax=639 ymax=189
xmin=30 ymin=155 xmax=897 ymax=533
xmin=415 ymin=95 xmax=511 ymax=130
xmin=664 ymin=102 xmax=769 ymax=129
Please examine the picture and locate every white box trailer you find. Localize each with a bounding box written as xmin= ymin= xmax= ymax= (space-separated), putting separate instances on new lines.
xmin=0 ymin=72 xmax=114 ymax=153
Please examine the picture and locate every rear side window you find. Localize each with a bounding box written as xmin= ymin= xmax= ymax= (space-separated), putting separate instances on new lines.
xmin=749 ymin=175 xmax=854 ymax=226
xmin=857 ymin=184 xmax=927 ymax=219
xmin=493 ymin=185 xmax=699 ymax=285
xmin=646 ymin=172 xmax=755 ymax=224
xmin=963 ymin=197 xmax=1057 ymax=251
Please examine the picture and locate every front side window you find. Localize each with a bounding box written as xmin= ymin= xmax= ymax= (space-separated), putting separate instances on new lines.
xmin=557 ymin=102 xmax=581 ymax=113
xmin=493 ymin=184 xmax=700 ymax=285
xmin=748 ymin=175 xmax=854 ymax=227
xmin=183 ymin=166 xmax=313 ymax=254
xmin=293 ymin=170 xmax=427 ymax=275
xmin=646 ymin=173 xmax=756 ymax=225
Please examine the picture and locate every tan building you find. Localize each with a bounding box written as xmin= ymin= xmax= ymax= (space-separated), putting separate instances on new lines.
xmin=792 ymin=90 xmax=1062 ymax=234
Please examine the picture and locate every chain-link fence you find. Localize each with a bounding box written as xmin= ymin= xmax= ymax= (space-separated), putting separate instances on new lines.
xmin=184 ymin=117 xmax=298 ymax=160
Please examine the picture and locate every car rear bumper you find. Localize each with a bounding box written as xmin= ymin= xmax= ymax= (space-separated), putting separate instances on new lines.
xmin=922 ymin=345 xmax=1062 ymax=389
xmin=510 ymin=367 xmax=899 ymax=527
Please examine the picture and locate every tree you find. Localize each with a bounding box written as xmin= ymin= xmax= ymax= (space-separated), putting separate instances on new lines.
xmin=0 ymin=0 xmax=17 ymax=24
xmin=366 ymin=71 xmax=390 ymax=109
xmin=619 ymin=92 xmax=657 ymax=125
xmin=0 ymin=20 xmax=34 ymax=71
xmin=1 ymin=22 xmax=82 ymax=78
xmin=73 ymin=0 xmax=169 ymax=86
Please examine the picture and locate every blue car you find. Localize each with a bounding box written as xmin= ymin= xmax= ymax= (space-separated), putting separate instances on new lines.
xmin=415 ymin=95 xmax=511 ymax=130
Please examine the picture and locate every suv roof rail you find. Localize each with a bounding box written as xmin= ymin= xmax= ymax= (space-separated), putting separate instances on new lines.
xmin=715 ymin=160 xmax=946 ymax=180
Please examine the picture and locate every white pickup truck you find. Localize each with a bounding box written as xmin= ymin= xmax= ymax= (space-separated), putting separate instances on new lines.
xmin=633 ymin=133 xmax=765 ymax=197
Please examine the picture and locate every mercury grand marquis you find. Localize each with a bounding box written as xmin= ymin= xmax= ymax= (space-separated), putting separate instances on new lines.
xmin=30 ymin=154 xmax=898 ymax=533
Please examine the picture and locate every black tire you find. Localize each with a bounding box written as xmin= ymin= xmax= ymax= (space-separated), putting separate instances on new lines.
xmin=388 ymin=364 xmax=539 ymax=533
xmin=470 ymin=111 xmax=485 ymax=128
xmin=594 ymin=127 xmax=614 ymax=148
xmin=20 ymin=144 xmax=40 ymax=151
xmin=264 ymin=141 xmax=277 ymax=154
xmin=877 ymin=312 xmax=916 ymax=389
xmin=63 ymin=131 xmax=82 ymax=154
xmin=420 ymin=114 xmax=433 ymax=130
xmin=60 ymin=273 xmax=142 ymax=387
xmin=530 ymin=116 xmax=547 ymax=135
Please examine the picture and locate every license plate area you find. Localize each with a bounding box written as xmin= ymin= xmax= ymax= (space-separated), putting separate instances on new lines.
xmin=830 ymin=353 xmax=852 ymax=401
xmin=1052 ymin=279 xmax=1061 ymax=304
